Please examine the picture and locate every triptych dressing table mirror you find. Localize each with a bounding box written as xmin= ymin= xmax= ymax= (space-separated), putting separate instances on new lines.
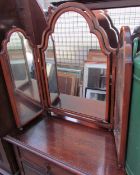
xmin=0 ymin=1 xmax=133 ymax=175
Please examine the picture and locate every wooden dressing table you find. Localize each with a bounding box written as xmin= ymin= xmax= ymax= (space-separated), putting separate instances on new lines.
xmin=0 ymin=0 xmax=134 ymax=175
xmin=5 ymin=116 xmax=125 ymax=175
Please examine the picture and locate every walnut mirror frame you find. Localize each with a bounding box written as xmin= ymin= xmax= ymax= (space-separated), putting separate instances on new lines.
xmin=40 ymin=2 xmax=118 ymax=128
xmin=1 ymin=28 xmax=44 ymax=128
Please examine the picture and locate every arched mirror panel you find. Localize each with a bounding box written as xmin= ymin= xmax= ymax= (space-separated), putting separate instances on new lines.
xmin=7 ymin=32 xmax=41 ymax=102
xmin=2 ymin=30 xmax=43 ymax=127
xmin=43 ymin=10 xmax=113 ymax=122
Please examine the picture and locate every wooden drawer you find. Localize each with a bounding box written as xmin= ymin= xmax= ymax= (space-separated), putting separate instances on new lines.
xmin=19 ymin=148 xmax=73 ymax=175
xmin=0 ymin=141 xmax=13 ymax=173
xmin=22 ymin=161 xmax=45 ymax=175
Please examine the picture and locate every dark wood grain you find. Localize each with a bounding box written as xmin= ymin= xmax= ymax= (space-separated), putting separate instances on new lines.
xmin=5 ymin=117 xmax=126 ymax=175
xmin=94 ymin=10 xmax=119 ymax=49
xmin=16 ymin=147 xmax=73 ymax=175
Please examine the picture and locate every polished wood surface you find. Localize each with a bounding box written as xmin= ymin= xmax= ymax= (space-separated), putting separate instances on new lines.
xmin=15 ymin=147 xmax=73 ymax=175
xmin=6 ymin=117 xmax=125 ymax=175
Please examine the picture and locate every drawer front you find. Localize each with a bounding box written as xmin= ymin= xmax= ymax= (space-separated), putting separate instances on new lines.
xmin=0 ymin=141 xmax=12 ymax=173
xmin=22 ymin=161 xmax=45 ymax=175
xmin=19 ymin=149 xmax=73 ymax=175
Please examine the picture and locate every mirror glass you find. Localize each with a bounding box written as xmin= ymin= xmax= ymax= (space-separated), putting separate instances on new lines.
xmin=45 ymin=12 xmax=109 ymax=121
xmin=7 ymin=32 xmax=42 ymax=126
xmin=45 ymin=35 xmax=59 ymax=104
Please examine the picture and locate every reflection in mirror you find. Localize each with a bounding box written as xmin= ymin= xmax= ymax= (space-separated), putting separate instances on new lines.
xmin=46 ymin=12 xmax=108 ymax=120
xmin=7 ymin=32 xmax=42 ymax=126
xmin=45 ymin=35 xmax=59 ymax=104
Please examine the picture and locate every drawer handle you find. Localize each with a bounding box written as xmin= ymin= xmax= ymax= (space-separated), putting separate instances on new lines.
xmin=46 ymin=165 xmax=52 ymax=175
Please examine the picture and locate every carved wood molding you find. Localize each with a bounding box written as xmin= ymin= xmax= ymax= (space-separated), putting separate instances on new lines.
xmin=40 ymin=2 xmax=118 ymax=55
xmin=1 ymin=28 xmax=35 ymax=55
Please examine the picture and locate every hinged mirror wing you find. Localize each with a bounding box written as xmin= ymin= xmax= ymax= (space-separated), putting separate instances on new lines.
xmin=40 ymin=2 xmax=118 ymax=127
xmin=114 ymin=26 xmax=132 ymax=167
xmin=1 ymin=28 xmax=44 ymax=128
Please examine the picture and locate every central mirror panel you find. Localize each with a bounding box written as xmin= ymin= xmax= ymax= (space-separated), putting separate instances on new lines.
xmin=7 ymin=32 xmax=42 ymax=126
xmin=45 ymin=12 xmax=109 ymax=121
